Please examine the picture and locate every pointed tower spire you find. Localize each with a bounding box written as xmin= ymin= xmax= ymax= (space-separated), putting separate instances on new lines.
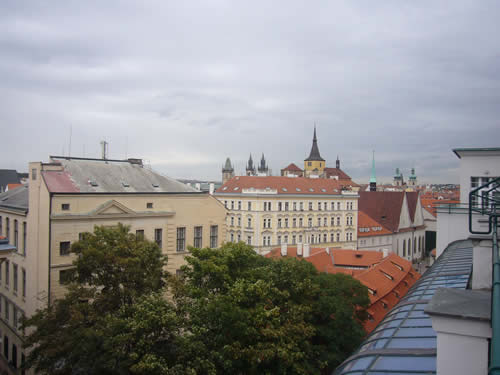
xmin=246 ymin=153 xmax=256 ymax=176
xmin=369 ymin=151 xmax=377 ymax=191
xmin=305 ymin=126 xmax=325 ymax=162
xmin=336 ymin=155 xmax=340 ymax=169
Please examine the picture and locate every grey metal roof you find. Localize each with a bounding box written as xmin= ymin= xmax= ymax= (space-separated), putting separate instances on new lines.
xmin=305 ymin=127 xmax=325 ymax=162
xmin=333 ymin=239 xmax=474 ymax=375
xmin=425 ymin=288 xmax=490 ymax=322
xmin=0 ymin=169 xmax=21 ymax=192
xmin=0 ymin=185 xmax=29 ymax=212
xmin=48 ymin=157 xmax=198 ymax=194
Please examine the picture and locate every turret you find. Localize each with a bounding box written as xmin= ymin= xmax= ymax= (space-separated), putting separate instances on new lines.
xmin=246 ymin=154 xmax=256 ymax=176
xmin=222 ymin=157 xmax=234 ymax=184
xmin=304 ymin=126 xmax=325 ymax=177
xmin=258 ymin=153 xmax=269 ymax=175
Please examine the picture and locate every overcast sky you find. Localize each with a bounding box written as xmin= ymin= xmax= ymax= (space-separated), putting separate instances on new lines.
xmin=1 ymin=1 xmax=499 ymax=184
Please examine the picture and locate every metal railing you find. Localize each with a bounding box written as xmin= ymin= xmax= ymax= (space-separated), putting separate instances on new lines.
xmin=469 ymin=177 xmax=500 ymax=375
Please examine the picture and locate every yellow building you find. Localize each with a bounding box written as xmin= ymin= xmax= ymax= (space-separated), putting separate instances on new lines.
xmin=0 ymin=156 xmax=226 ymax=373
xmin=214 ymin=176 xmax=359 ymax=253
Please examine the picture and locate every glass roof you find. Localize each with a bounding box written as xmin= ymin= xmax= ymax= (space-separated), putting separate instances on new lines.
xmin=333 ymin=240 xmax=473 ymax=375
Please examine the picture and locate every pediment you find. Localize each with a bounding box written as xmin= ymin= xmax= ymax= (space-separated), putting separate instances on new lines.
xmin=93 ymin=200 xmax=135 ymax=216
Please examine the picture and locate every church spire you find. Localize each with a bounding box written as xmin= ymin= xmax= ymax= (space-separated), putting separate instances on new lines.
xmin=369 ymin=151 xmax=377 ymax=191
xmin=304 ymin=126 xmax=325 ymax=162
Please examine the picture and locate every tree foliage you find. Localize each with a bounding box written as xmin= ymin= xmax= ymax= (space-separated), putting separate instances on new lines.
xmin=23 ymin=232 xmax=369 ymax=375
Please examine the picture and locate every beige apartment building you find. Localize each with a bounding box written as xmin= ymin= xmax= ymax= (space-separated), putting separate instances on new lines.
xmin=0 ymin=156 xmax=226 ymax=374
xmin=213 ymin=176 xmax=359 ymax=252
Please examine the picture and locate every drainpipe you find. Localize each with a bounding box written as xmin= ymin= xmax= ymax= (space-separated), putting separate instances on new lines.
xmin=490 ymin=209 xmax=500 ymax=375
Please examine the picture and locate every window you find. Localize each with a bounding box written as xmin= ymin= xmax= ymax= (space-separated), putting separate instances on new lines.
xmin=237 ymin=234 xmax=241 ymax=242
xmin=13 ymin=264 xmax=17 ymax=294
xmin=147 ymin=202 xmax=153 ymax=209
xmin=284 ymin=218 xmax=288 ymax=228
xmin=293 ymin=202 xmax=297 ymax=211
xmin=299 ymin=218 xmax=303 ymax=227
xmin=238 ymin=201 xmax=242 ymax=210
xmin=277 ymin=236 xmax=281 ymax=245
xmin=3 ymin=335 xmax=8 ymax=359
xmin=309 ymin=202 xmax=313 ymax=211
xmin=336 ymin=233 xmax=340 ymax=242
xmin=247 ymin=202 xmax=252 ymax=211
xmin=278 ymin=202 xmax=282 ymax=211
xmin=22 ymin=269 xmax=26 ymax=298
xmin=14 ymin=220 xmax=18 ymax=250
xmin=210 ymin=225 xmax=218 ymax=248
xmin=59 ymin=269 xmax=72 ymax=284
xmin=247 ymin=236 xmax=251 ymax=245
xmin=284 ymin=235 xmax=288 ymax=244
xmin=5 ymin=260 xmax=9 ymax=287
xmin=22 ymin=222 xmax=27 ymax=255
xmin=31 ymin=168 xmax=37 ymax=180
xmin=5 ymin=218 xmax=9 ymax=241
xmin=300 ymin=202 xmax=303 ymax=211
xmin=317 ymin=217 xmax=321 ymax=226
xmin=230 ymin=217 xmax=234 ymax=226
xmin=299 ymin=234 xmax=303 ymax=243
xmin=0 ymin=216 xmax=2 ymax=235
xmin=224 ymin=200 xmax=227 ymax=208
xmin=194 ymin=226 xmax=202 ymax=248
xmin=337 ymin=217 xmax=341 ymax=226
xmin=292 ymin=235 xmax=296 ymax=244
xmin=231 ymin=201 xmax=235 ymax=209
xmin=331 ymin=202 xmax=335 ymax=210
xmin=278 ymin=218 xmax=282 ymax=228
xmin=331 ymin=217 xmax=335 ymax=226
xmin=308 ymin=218 xmax=312 ymax=227
xmin=61 ymin=203 xmax=70 ymax=210
xmin=324 ymin=217 xmax=327 ymax=226
xmin=247 ymin=217 xmax=252 ymax=228
xmin=4 ymin=298 xmax=9 ymax=320
xmin=318 ymin=202 xmax=321 ymax=210
xmin=135 ymin=230 xmax=144 ymax=240
xmin=154 ymin=228 xmax=162 ymax=248
xmin=337 ymin=202 xmax=341 ymax=210
xmin=237 ymin=217 xmax=241 ymax=226
xmin=403 ymin=239 xmax=406 ymax=257
xmin=331 ymin=233 xmax=334 ymax=242
xmin=308 ymin=162 xmax=312 ymax=166
xmin=293 ymin=218 xmax=297 ymax=227
xmin=12 ymin=343 xmax=17 ymax=368
xmin=176 ymin=227 xmax=186 ymax=252
xmin=324 ymin=233 xmax=327 ymax=242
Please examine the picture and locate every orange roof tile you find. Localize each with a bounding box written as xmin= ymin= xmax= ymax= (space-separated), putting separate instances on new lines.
xmin=357 ymin=211 xmax=392 ymax=237
xmin=282 ymin=163 xmax=303 ymax=172
xmin=7 ymin=183 xmax=23 ymax=191
xmin=215 ymin=176 xmax=357 ymax=195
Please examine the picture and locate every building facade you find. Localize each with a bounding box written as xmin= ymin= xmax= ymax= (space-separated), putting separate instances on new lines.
xmin=214 ymin=176 xmax=359 ymax=252
xmin=0 ymin=156 xmax=227 ymax=373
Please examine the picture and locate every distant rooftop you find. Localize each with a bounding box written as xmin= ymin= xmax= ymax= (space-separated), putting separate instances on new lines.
xmin=0 ymin=185 xmax=29 ymax=213
xmin=43 ymin=156 xmax=198 ymax=194
xmin=333 ymin=239 xmax=473 ymax=375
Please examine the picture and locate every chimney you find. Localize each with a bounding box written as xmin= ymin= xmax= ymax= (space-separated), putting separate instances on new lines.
xmin=382 ymin=248 xmax=389 ymax=258
xmin=303 ymin=243 xmax=310 ymax=258
xmin=281 ymin=243 xmax=287 ymax=257
xmin=100 ymin=140 xmax=108 ymax=160
xmin=297 ymin=243 xmax=303 ymax=256
xmin=325 ymin=247 xmax=330 ymax=255
xmin=209 ymin=183 xmax=215 ymax=194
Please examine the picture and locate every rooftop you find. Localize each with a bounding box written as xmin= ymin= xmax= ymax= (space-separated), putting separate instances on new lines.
xmin=0 ymin=184 xmax=29 ymax=213
xmin=43 ymin=156 xmax=198 ymax=194
xmin=333 ymin=239 xmax=473 ymax=375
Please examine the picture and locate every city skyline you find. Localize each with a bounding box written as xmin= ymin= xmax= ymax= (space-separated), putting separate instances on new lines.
xmin=1 ymin=1 xmax=500 ymax=184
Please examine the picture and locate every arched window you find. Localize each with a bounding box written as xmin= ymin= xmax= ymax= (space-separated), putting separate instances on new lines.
xmin=403 ymin=239 xmax=406 ymax=257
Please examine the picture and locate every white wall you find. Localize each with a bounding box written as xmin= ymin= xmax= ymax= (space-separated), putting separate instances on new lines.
xmin=457 ymin=151 xmax=500 ymax=203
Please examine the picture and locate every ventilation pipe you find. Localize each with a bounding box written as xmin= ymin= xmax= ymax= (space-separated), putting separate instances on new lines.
xmin=382 ymin=248 xmax=389 ymax=258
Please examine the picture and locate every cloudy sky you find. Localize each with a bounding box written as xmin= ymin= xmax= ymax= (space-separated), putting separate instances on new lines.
xmin=1 ymin=1 xmax=499 ymax=184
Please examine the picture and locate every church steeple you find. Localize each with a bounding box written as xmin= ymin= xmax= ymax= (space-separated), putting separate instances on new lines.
xmin=369 ymin=151 xmax=377 ymax=192
xmin=305 ymin=126 xmax=325 ymax=162
xmin=222 ymin=157 xmax=234 ymax=184
xmin=304 ymin=126 xmax=326 ymax=178
xmin=246 ymin=154 xmax=256 ymax=176
xmin=258 ymin=153 xmax=268 ymax=174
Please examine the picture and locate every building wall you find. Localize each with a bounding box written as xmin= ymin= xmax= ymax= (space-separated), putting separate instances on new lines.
xmin=216 ymin=194 xmax=358 ymax=252
xmin=458 ymin=152 xmax=500 ymax=204
xmin=304 ymin=160 xmax=325 ymax=177
xmin=358 ymin=235 xmax=392 ymax=252
xmin=0 ymin=210 xmax=28 ymax=372
xmin=393 ymin=229 xmax=426 ymax=262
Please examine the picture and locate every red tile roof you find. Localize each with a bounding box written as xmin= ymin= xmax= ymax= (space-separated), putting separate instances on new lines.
xmin=215 ymin=176 xmax=357 ymax=195
xmin=265 ymin=247 xmax=420 ymax=333
xmin=7 ymin=183 xmax=23 ymax=191
xmin=324 ymin=167 xmax=351 ymax=180
xmin=358 ymin=192 xmax=405 ymax=232
xmin=406 ymin=192 xmax=419 ymax=222
xmin=357 ymin=211 xmax=392 ymax=237
xmin=421 ymin=197 xmax=460 ymax=217
xmin=282 ymin=163 xmax=303 ymax=172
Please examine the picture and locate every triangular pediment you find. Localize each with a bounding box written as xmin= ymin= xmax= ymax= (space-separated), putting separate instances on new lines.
xmin=93 ymin=200 xmax=135 ymax=215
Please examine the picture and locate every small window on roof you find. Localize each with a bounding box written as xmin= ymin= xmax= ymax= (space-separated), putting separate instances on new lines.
xmin=233 ymin=187 xmax=239 ymax=191
xmin=282 ymin=187 xmax=287 ymax=192
xmin=122 ymin=181 xmax=130 ymax=187
xmin=89 ymin=179 xmax=98 ymax=187
xmin=222 ymin=186 xmax=228 ymax=191
xmin=296 ymin=188 xmax=301 ymax=191
xmin=152 ymin=183 xmax=160 ymax=188
xmin=309 ymin=188 xmax=314 ymax=192
xmin=321 ymin=188 xmax=326 ymax=192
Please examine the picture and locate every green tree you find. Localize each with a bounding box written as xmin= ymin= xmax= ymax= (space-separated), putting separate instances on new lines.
xmin=22 ymin=224 xmax=173 ymax=374
xmin=173 ymin=242 xmax=369 ymax=375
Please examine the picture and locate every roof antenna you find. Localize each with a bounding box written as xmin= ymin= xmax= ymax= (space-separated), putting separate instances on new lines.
xmin=100 ymin=140 xmax=108 ymax=160
xmin=68 ymin=125 xmax=72 ymax=157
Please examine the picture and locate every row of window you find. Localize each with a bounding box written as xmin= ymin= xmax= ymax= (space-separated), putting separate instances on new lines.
xmin=224 ymin=200 xmax=355 ymax=212
xmin=0 ymin=216 xmax=27 ymax=256
xmin=228 ymin=231 xmax=355 ymax=247
xmin=229 ymin=215 xmax=354 ymax=229
xmin=400 ymin=235 xmax=425 ymax=258
xmin=176 ymin=225 xmax=218 ymax=252
xmin=60 ymin=202 xmax=156 ymax=211
xmin=0 ymin=331 xmax=24 ymax=371
xmin=0 ymin=294 xmax=24 ymax=332
xmin=0 ymin=261 xmax=26 ymax=298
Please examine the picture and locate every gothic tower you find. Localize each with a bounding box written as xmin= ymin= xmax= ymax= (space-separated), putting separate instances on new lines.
xmin=246 ymin=154 xmax=256 ymax=176
xmin=369 ymin=151 xmax=377 ymax=192
xmin=222 ymin=157 xmax=234 ymax=184
xmin=258 ymin=153 xmax=269 ymax=175
xmin=304 ymin=126 xmax=325 ymax=178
